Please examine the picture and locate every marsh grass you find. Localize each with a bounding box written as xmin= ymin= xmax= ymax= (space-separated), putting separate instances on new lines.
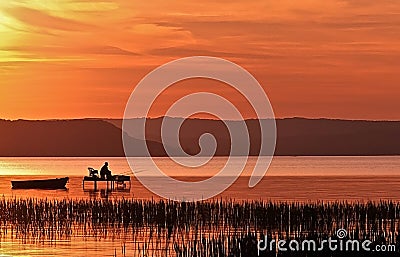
xmin=0 ymin=198 xmax=399 ymax=256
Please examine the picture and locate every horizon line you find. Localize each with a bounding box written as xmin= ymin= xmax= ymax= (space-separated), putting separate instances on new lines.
xmin=1 ymin=116 xmax=400 ymax=122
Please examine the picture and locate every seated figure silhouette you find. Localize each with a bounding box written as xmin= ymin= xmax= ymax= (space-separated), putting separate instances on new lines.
xmin=100 ymin=162 xmax=112 ymax=180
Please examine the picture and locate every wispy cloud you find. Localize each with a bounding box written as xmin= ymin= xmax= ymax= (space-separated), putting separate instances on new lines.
xmin=5 ymin=6 xmax=94 ymax=31
xmin=0 ymin=0 xmax=400 ymax=120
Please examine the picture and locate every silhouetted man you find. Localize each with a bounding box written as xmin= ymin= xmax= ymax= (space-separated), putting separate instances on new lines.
xmin=100 ymin=162 xmax=112 ymax=180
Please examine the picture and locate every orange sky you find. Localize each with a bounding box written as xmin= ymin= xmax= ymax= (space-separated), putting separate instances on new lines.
xmin=0 ymin=0 xmax=399 ymax=120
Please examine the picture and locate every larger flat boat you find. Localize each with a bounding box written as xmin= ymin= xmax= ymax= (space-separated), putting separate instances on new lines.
xmin=11 ymin=177 xmax=69 ymax=189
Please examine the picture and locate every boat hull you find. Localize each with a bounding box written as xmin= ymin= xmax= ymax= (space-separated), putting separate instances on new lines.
xmin=11 ymin=177 xmax=69 ymax=189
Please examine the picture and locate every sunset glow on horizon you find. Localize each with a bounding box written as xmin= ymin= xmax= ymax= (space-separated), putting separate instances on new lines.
xmin=1 ymin=0 xmax=400 ymax=120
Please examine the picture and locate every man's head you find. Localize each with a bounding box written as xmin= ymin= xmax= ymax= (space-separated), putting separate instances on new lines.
xmin=105 ymin=162 xmax=108 ymax=166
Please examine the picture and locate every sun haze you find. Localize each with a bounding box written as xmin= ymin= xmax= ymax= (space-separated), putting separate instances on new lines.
xmin=1 ymin=0 xmax=399 ymax=120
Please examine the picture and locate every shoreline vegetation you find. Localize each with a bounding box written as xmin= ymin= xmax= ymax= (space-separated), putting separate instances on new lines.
xmin=1 ymin=198 xmax=399 ymax=256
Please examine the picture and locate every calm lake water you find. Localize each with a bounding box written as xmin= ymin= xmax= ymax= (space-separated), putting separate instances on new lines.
xmin=1 ymin=156 xmax=400 ymax=201
xmin=1 ymin=156 xmax=400 ymax=256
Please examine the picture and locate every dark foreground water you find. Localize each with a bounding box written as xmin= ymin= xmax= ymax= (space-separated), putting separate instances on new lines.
xmin=0 ymin=156 xmax=400 ymax=256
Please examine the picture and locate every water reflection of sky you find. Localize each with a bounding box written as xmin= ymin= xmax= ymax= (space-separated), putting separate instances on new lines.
xmin=0 ymin=156 xmax=400 ymax=177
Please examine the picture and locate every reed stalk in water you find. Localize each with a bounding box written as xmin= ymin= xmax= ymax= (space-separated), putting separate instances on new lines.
xmin=0 ymin=198 xmax=399 ymax=256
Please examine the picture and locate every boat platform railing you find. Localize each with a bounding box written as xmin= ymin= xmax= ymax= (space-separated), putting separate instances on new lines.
xmin=83 ymin=168 xmax=131 ymax=191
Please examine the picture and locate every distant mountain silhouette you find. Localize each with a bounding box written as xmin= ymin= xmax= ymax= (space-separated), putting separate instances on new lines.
xmin=0 ymin=117 xmax=399 ymax=156
xmin=109 ymin=117 xmax=400 ymax=156
xmin=0 ymin=119 xmax=165 ymax=157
